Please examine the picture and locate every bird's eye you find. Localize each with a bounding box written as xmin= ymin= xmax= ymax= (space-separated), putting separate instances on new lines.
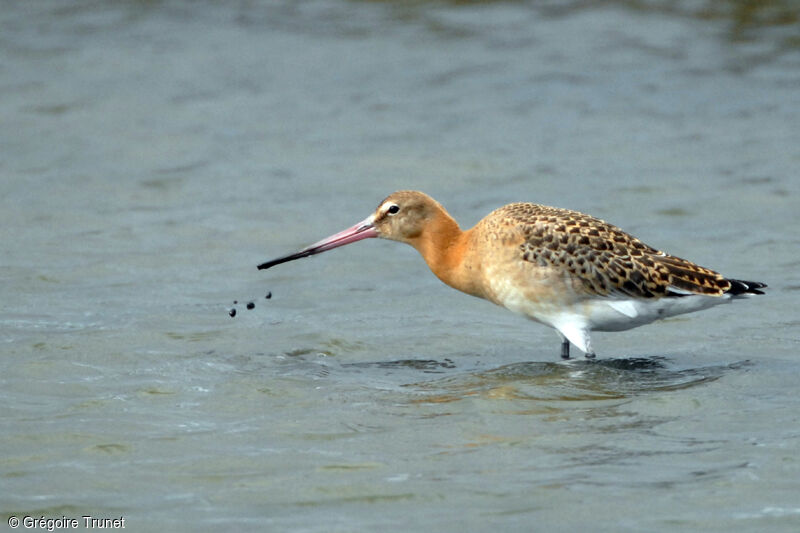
xmin=387 ymin=204 xmax=400 ymax=215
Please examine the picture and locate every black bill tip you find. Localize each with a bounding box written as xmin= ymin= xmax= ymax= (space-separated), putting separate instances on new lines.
xmin=257 ymin=249 xmax=315 ymax=270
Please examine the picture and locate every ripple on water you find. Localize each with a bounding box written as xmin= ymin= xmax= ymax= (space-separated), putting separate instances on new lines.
xmin=267 ymin=348 xmax=750 ymax=404
xmin=399 ymin=357 xmax=751 ymax=403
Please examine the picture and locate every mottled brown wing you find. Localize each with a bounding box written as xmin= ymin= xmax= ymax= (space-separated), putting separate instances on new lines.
xmin=495 ymin=203 xmax=730 ymax=298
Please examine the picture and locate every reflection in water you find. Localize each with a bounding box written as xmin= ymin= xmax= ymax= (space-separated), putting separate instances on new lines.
xmin=346 ymin=358 xmax=457 ymax=373
xmin=279 ymin=348 xmax=749 ymax=404
xmin=402 ymin=357 xmax=749 ymax=403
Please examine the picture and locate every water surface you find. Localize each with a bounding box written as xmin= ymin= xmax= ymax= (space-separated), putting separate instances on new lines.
xmin=2 ymin=1 xmax=799 ymax=531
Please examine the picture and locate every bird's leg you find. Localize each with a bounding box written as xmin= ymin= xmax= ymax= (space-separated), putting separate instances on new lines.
xmin=560 ymin=339 xmax=570 ymax=360
xmin=584 ymin=337 xmax=596 ymax=359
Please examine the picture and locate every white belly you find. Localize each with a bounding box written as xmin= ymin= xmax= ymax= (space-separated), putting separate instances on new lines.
xmin=492 ymin=277 xmax=731 ymax=332
xmin=580 ymin=294 xmax=730 ymax=331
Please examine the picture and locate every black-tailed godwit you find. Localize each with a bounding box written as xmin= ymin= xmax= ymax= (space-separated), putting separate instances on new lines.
xmin=258 ymin=191 xmax=766 ymax=359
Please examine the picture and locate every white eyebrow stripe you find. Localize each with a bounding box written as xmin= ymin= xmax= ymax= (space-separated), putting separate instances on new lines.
xmin=379 ymin=202 xmax=398 ymax=215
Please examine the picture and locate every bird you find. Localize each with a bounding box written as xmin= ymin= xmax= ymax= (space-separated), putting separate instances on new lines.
xmin=258 ymin=190 xmax=766 ymax=359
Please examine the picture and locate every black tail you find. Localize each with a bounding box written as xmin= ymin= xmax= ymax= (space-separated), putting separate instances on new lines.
xmin=725 ymin=279 xmax=767 ymax=296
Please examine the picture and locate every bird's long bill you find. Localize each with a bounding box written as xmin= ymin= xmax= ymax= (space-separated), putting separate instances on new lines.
xmin=257 ymin=216 xmax=377 ymax=270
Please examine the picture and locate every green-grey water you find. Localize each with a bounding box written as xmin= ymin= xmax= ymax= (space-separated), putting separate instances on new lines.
xmin=2 ymin=1 xmax=799 ymax=531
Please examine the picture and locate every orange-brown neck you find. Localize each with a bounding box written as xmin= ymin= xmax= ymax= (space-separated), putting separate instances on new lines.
xmin=407 ymin=209 xmax=484 ymax=299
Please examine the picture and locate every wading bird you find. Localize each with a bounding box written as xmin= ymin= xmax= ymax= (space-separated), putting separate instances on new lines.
xmin=258 ymin=191 xmax=766 ymax=359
